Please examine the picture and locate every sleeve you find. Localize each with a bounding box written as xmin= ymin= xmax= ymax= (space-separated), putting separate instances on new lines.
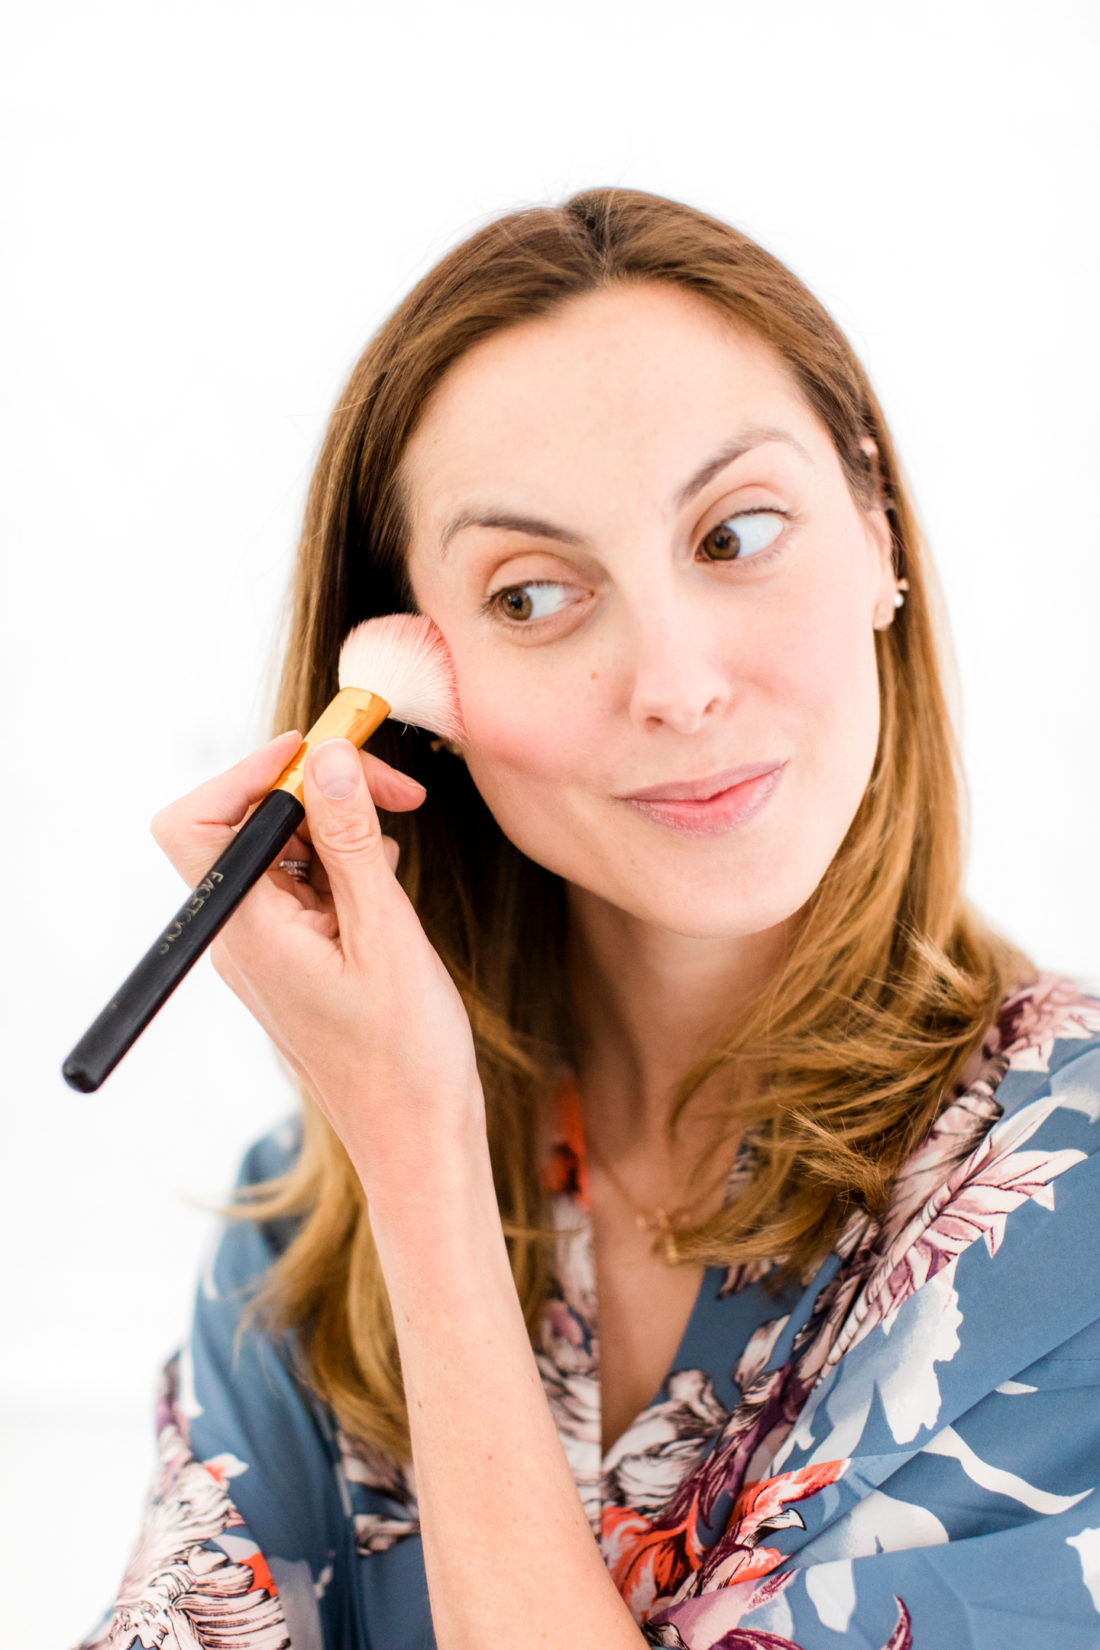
xmin=76 ymin=1124 xmax=363 ymax=1650
xmin=641 ymin=1034 xmax=1100 ymax=1650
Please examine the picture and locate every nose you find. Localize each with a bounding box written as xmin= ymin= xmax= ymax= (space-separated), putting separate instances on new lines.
xmin=625 ymin=593 xmax=734 ymax=734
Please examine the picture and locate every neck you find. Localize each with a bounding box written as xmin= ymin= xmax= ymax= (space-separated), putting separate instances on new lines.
xmin=564 ymin=885 xmax=789 ymax=1156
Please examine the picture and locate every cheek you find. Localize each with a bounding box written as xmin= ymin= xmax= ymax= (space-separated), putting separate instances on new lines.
xmin=783 ymin=606 xmax=883 ymax=852
xmin=455 ymin=666 xmax=593 ymax=801
xmin=773 ymin=558 xmax=881 ymax=733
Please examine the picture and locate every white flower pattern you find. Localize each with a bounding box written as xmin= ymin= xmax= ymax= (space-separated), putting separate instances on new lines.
xmin=79 ymin=974 xmax=1100 ymax=1650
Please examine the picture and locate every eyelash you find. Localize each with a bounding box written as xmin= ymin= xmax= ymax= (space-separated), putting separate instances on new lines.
xmin=481 ymin=507 xmax=792 ymax=625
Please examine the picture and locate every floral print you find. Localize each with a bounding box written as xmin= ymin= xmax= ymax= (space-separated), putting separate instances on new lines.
xmin=80 ymin=1365 xmax=289 ymax=1649
xmin=78 ymin=975 xmax=1100 ymax=1649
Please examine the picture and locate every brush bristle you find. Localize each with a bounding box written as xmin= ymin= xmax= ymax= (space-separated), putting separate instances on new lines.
xmin=337 ymin=614 xmax=465 ymax=743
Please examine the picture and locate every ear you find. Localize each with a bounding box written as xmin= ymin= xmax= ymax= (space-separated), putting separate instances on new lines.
xmin=430 ymin=736 xmax=467 ymax=759
xmin=869 ymin=501 xmax=894 ymax=586
xmin=859 ymin=438 xmax=899 ymax=626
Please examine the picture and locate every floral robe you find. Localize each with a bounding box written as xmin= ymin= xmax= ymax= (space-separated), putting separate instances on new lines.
xmin=78 ymin=975 xmax=1100 ymax=1649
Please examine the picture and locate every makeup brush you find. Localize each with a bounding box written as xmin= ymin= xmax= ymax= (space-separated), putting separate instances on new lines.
xmin=62 ymin=614 xmax=463 ymax=1095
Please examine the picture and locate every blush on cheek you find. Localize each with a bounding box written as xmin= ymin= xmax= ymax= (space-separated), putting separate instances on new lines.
xmin=455 ymin=676 xmax=619 ymax=881
xmin=771 ymin=582 xmax=882 ymax=838
xmin=454 ymin=635 xmax=615 ymax=773
xmin=785 ymin=568 xmax=879 ymax=706
xmin=459 ymin=688 xmax=580 ymax=795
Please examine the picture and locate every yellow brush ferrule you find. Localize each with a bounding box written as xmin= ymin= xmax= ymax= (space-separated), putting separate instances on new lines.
xmin=271 ymin=686 xmax=392 ymax=802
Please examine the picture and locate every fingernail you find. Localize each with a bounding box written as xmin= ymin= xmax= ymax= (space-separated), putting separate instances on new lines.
xmin=396 ymin=770 xmax=427 ymax=797
xmin=312 ymin=739 xmax=360 ymax=799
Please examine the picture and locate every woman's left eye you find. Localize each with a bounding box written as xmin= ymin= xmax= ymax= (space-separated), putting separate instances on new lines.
xmin=699 ymin=508 xmax=787 ymax=562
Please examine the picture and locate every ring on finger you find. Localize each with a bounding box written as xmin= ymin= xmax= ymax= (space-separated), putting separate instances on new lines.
xmin=278 ymin=857 xmax=312 ymax=883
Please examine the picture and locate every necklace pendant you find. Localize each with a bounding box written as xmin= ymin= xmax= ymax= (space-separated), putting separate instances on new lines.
xmin=650 ymin=1208 xmax=680 ymax=1266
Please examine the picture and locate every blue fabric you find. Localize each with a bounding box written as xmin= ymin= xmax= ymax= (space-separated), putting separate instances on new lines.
xmin=78 ymin=977 xmax=1100 ymax=1650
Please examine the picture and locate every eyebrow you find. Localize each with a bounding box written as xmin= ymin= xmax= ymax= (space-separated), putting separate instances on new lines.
xmin=438 ymin=426 xmax=812 ymax=557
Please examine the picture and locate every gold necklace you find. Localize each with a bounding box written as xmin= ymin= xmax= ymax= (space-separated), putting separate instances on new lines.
xmin=585 ymin=1142 xmax=690 ymax=1266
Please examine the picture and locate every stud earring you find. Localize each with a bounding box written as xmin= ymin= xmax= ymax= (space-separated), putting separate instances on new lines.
xmin=874 ymin=579 xmax=909 ymax=630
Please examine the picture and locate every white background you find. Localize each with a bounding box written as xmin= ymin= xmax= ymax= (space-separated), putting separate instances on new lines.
xmin=3 ymin=1 xmax=1097 ymax=1643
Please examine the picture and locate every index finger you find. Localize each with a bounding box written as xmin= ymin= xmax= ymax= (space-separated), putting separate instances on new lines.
xmin=150 ymin=729 xmax=305 ymax=885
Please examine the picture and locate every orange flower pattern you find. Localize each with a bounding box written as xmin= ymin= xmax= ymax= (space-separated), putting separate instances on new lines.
xmin=78 ymin=976 xmax=1100 ymax=1649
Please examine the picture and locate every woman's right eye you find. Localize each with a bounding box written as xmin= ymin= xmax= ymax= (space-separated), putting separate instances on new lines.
xmin=485 ymin=580 xmax=578 ymax=623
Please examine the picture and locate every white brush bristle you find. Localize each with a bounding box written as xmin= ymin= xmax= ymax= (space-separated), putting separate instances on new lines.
xmin=338 ymin=614 xmax=465 ymax=743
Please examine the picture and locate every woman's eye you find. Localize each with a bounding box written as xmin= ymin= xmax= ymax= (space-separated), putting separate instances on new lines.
xmin=488 ymin=580 xmax=576 ymax=623
xmin=700 ymin=509 xmax=786 ymax=562
xmin=485 ymin=514 xmax=785 ymax=627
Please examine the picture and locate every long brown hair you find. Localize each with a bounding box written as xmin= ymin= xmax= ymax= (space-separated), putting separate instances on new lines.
xmin=236 ymin=187 xmax=1029 ymax=1458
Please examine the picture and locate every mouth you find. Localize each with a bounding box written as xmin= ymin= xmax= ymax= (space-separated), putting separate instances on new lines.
xmin=619 ymin=762 xmax=785 ymax=803
xmin=618 ymin=762 xmax=786 ymax=837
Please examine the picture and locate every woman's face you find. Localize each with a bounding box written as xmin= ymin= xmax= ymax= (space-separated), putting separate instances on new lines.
xmin=402 ymin=282 xmax=896 ymax=942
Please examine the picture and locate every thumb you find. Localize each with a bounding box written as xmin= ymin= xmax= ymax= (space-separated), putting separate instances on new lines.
xmin=303 ymin=738 xmax=400 ymax=945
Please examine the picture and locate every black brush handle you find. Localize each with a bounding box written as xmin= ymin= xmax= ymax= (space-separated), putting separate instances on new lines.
xmin=62 ymin=788 xmax=306 ymax=1093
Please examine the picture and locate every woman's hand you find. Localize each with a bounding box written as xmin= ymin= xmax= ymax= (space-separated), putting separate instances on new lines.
xmin=153 ymin=731 xmax=645 ymax=1650
xmin=150 ymin=729 xmax=484 ymax=1192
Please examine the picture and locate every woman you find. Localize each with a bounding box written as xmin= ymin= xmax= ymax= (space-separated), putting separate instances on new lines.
xmin=79 ymin=188 xmax=1100 ymax=1649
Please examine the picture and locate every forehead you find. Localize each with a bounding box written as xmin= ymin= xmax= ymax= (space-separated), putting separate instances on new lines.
xmin=400 ymin=282 xmax=826 ymax=534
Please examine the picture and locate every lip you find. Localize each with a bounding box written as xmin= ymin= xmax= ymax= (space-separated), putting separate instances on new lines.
xmin=619 ymin=762 xmax=785 ymax=802
xmin=619 ymin=761 xmax=786 ymax=838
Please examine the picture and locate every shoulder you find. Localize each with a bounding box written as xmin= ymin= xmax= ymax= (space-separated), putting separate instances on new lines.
xmin=85 ymin=1115 xmax=360 ymax=1650
xmin=950 ymin=971 xmax=1100 ymax=1301
xmin=796 ymin=974 xmax=1100 ymax=1418
xmin=203 ymin=1113 xmax=305 ymax=1300
xmin=834 ymin=973 xmax=1100 ymax=1387
xmin=890 ymin=972 xmax=1100 ymax=1217
xmin=981 ymin=971 xmax=1100 ymax=1111
xmin=906 ymin=971 xmax=1100 ymax=1246
xmin=235 ymin=1110 xmax=303 ymax=1187
xmin=950 ymin=971 xmax=1100 ymax=1191
xmin=182 ymin=1119 xmax=356 ymax=1574
xmin=77 ymin=1359 xmax=319 ymax=1650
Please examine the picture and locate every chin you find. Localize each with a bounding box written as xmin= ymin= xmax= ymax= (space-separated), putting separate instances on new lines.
xmin=607 ymin=876 xmax=812 ymax=943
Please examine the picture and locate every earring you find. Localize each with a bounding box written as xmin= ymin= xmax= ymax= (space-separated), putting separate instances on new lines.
xmin=874 ymin=579 xmax=909 ymax=630
xmin=429 ymin=737 xmax=464 ymax=758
